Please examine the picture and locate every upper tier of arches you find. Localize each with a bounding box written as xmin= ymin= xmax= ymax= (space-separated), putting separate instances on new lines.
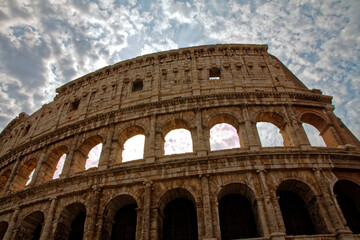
xmin=0 ymin=106 xmax=355 ymax=195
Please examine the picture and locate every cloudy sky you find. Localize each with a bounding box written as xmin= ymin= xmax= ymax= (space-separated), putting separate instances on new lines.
xmin=0 ymin=0 xmax=359 ymax=144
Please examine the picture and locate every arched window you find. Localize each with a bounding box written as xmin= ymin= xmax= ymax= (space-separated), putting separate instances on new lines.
xmin=277 ymin=191 xmax=316 ymax=235
xmin=300 ymin=112 xmax=339 ymax=147
xmin=85 ymin=143 xmax=103 ymax=170
xmin=10 ymin=158 xmax=37 ymax=191
xmin=277 ymin=180 xmax=328 ymax=235
xmin=303 ymin=123 xmax=326 ymax=147
xmin=256 ymin=122 xmax=284 ymax=147
xmin=219 ymin=194 xmax=259 ymax=239
xmin=110 ymin=204 xmax=137 ymax=240
xmin=100 ymin=194 xmax=138 ymax=240
xmin=14 ymin=211 xmax=44 ymax=240
xmin=210 ymin=123 xmax=240 ymax=151
xmin=53 ymin=153 xmax=66 ymax=179
xmin=122 ymin=135 xmax=145 ymax=162
xmin=26 ymin=169 xmax=35 ymax=186
xmin=334 ymin=180 xmax=360 ymax=234
xmin=54 ymin=203 xmax=86 ymax=240
xmin=162 ymin=198 xmax=198 ymax=240
xmin=0 ymin=221 xmax=8 ymax=240
xmin=72 ymin=135 xmax=103 ymax=173
xmin=164 ymin=129 xmax=193 ymax=155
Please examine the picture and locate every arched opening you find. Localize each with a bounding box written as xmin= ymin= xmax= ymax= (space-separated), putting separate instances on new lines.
xmin=117 ymin=125 xmax=146 ymax=163
xmin=111 ymin=204 xmax=137 ymax=240
xmin=278 ymin=191 xmax=316 ymax=235
xmin=0 ymin=169 xmax=11 ymax=193
xmin=122 ymin=135 xmax=145 ymax=162
xmin=334 ymin=180 xmax=360 ymax=234
xmin=217 ymin=183 xmax=261 ymax=239
xmin=53 ymin=153 xmax=67 ymax=179
xmin=256 ymin=122 xmax=284 ymax=147
xmin=303 ymin=123 xmax=326 ymax=147
xmin=161 ymin=119 xmax=193 ymax=155
xmin=210 ymin=123 xmax=240 ymax=151
xmin=10 ymin=158 xmax=37 ymax=192
xmin=219 ymin=194 xmax=258 ymax=239
xmin=100 ymin=195 xmax=138 ymax=240
xmin=164 ymin=129 xmax=193 ymax=155
xmin=0 ymin=221 xmax=8 ymax=240
xmin=162 ymin=198 xmax=198 ymax=240
xmin=85 ymin=143 xmax=103 ymax=170
xmin=26 ymin=169 xmax=35 ymax=186
xmin=159 ymin=188 xmax=198 ymax=240
xmin=54 ymin=202 xmax=86 ymax=240
xmin=72 ymin=135 xmax=103 ymax=173
xmin=277 ymin=180 xmax=328 ymax=235
xmin=37 ymin=146 xmax=68 ymax=183
xmin=14 ymin=211 xmax=44 ymax=240
xmin=301 ymin=112 xmax=339 ymax=147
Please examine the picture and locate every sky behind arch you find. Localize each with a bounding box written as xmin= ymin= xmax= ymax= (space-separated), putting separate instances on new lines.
xmin=0 ymin=0 xmax=359 ymax=142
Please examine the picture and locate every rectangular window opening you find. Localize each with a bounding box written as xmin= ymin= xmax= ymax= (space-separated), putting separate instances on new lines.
xmin=209 ymin=68 xmax=220 ymax=80
xmin=132 ymin=80 xmax=143 ymax=92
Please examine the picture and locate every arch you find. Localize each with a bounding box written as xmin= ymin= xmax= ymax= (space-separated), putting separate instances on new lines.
xmin=159 ymin=188 xmax=198 ymax=240
xmin=217 ymin=183 xmax=261 ymax=239
xmin=10 ymin=158 xmax=37 ymax=192
xmin=276 ymin=180 xmax=328 ymax=235
xmin=208 ymin=113 xmax=239 ymax=130
xmin=38 ymin=145 xmax=68 ymax=183
xmin=160 ymin=118 xmax=194 ymax=155
xmin=54 ymin=202 xmax=87 ymax=240
xmin=255 ymin=111 xmax=287 ymax=147
xmin=116 ymin=125 xmax=146 ymax=163
xmin=300 ymin=112 xmax=339 ymax=147
xmin=255 ymin=111 xmax=285 ymax=129
xmin=14 ymin=211 xmax=44 ymax=240
xmin=0 ymin=169 xmax=11 ymax=193
xmin=255 ymin=111 xmax=299 ymax=147
xmin=100 ymin=194 xmax=138 ymax=240
xmin=0 ymin=221 xmax=8 ymax=240
xmin=72 ymin=135 xmax=104 ymax=173
xmin=256 ymin=122 xmax=284 ymax=147
xmin=210 ymin=123 xmax=241 ymax=151
xmin=333 ymin=180 xmax=360 ymax=234
xmin=302 ymin=123 xmax=326 ymax=147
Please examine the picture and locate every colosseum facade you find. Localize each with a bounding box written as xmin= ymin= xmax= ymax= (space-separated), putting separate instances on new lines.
xmin=0 ymin=44 xmax=359 ymax=240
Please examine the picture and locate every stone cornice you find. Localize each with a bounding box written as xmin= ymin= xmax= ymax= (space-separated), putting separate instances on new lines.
xmin=0 ymin=148 xmax=358 ymax=213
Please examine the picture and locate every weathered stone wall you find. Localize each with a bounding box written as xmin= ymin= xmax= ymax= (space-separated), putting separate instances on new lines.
xmin=0 ymin=44 xmax=359 ymax=240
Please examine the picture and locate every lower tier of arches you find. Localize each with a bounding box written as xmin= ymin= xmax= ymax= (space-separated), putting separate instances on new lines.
xmin=0 ymin=154 xmax=359 ymax=240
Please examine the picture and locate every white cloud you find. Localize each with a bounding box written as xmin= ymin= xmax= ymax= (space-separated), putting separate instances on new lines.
xmin=0 ymin=0 xmax=358 ymax=142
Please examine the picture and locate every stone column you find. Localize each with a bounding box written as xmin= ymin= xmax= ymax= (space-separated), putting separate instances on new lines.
xmin=39 ymin=197 xmax=57 ymax=240
xmin=195 ymin=109 xmax=207 ymax=157
xmin=256 ymin=170 xmax=286 ymax=240
xmin=3 ymin=208 xmax=20 ymax=240
xmin=242 ymin=106 xmax=261 ymax=150
xmin=200 ymin=175 xmax=216 ymax=240
xmin=30 ymin=146 xmax=48 ymax=186
xmin=99 ymin=126 xmax=115 ymax=170
xmin=84 ymin=186 xmax=102 ymax=240
xmin=284 ymin=104 xmax=311 ymax=149
xmin=141 ymin=180 xmax=153 ymax=240
xmin=144 ymin=114 xmax=156 ymax=163
xmin=3 ymin=155 xmax=21 ymax=194
xmin=60 ymin=135 xmax=79 ymax=178
xmin=313 ymin=169 xmax=354 ymax=240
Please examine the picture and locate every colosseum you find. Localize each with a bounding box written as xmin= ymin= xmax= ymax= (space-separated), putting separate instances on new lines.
xmin=0 ymin=44 xmax=359 ymax=240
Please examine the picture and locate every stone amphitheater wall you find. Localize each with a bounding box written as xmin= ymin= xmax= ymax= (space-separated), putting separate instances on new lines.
xmin=0 ymin=44 xmax=359 ymax=240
